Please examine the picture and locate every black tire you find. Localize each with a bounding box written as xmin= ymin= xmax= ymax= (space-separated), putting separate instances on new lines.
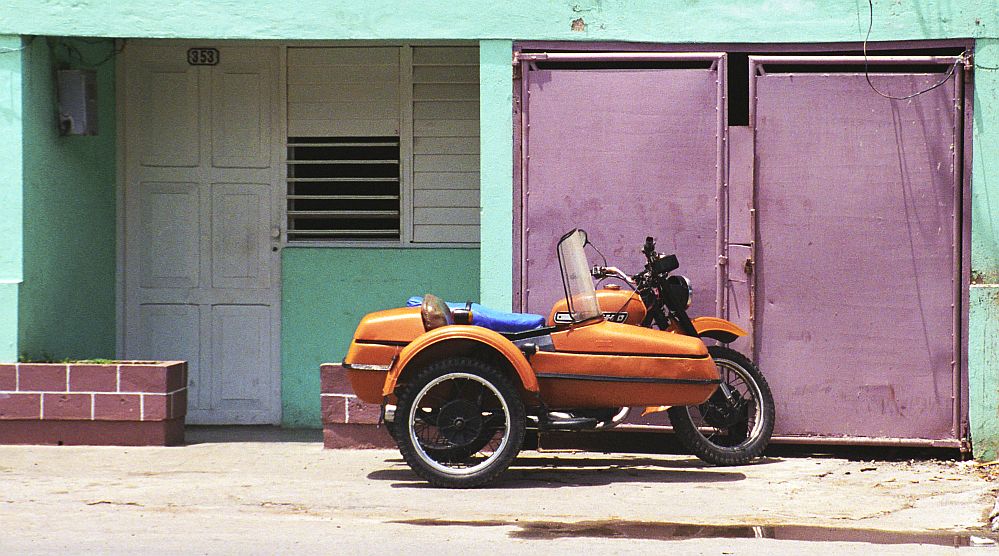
xmin=394 ymin=356 xmax=526 ymax=488
xmin=668 ymin=345 xmax=775 ymax=466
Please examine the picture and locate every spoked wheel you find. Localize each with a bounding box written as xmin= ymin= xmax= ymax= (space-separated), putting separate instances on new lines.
xmin=394 ymin=357 xmax=525 ymax=488
xmin=668 ymin=345 xmax=775 ymax=466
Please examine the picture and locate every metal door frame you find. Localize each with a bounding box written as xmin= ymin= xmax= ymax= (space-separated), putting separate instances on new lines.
xmin=512 ymin=51 xmax=729 ymax=318
xmin=748 ymin=54 xmax=970 ymax=448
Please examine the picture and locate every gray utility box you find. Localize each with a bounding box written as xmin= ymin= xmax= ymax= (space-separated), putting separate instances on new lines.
xmin=57 ymin=69 xmax=98 ymax=136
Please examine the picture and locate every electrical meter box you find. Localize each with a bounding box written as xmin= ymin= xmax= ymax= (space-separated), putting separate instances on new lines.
xmin=56 ymin=69 xmax=98 ymax=136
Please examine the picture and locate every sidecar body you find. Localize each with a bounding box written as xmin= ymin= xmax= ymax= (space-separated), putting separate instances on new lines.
xmin=343 ymin=231 xmax=721 ymax=414
xmin=346 ymin=304 xmax=719 ymax=410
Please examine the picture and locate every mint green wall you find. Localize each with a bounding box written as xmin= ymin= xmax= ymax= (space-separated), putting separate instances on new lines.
xmin=2 ymin=1 xmax=997 ymax=42
xmin=17 ymin=38 xmax=117 ymax=361
xmin=479 ymin=40 xmax=514 ymax=311
xmin=281 ymin=248 xmax=480 ymax=427
xmin=970 ymin=38 xmax=999 ymax=459
xmin=0 ymin=36 xmax=23 ymax=361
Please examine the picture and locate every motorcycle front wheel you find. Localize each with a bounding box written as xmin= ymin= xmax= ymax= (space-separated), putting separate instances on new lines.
xmin=667 ymin=345 xmax=775 ymax=466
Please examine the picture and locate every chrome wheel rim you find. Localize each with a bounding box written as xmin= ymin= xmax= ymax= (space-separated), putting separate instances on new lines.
xmin=407 ymin=372 xmax=511 ymax=476
xmin=684 ymin=357 xmax=765 ymax=449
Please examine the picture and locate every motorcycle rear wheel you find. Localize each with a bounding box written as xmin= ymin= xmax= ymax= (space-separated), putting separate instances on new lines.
xmin=668 ymin=345 xmax=774 ymax=466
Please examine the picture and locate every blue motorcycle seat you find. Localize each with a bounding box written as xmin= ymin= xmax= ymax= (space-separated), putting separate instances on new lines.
xmin=406 ymin=296 xmax=546 ymax=334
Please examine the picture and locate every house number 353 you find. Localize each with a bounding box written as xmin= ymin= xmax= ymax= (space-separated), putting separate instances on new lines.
xmin=187 ymin=48 xmax=220 ymax=66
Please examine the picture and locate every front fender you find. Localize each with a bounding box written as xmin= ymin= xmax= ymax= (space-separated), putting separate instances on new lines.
xmin=690 ymin=317 xmax=747 ymax=344
xmin=382 ymin=325 xmax=540 ymax=396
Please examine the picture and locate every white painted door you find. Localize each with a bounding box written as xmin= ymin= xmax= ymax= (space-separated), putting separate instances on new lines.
xmin=122 ymin=44 xmax=281 ymax=424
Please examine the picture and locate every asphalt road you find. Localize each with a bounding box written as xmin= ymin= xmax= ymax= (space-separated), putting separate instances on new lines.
xmin=0 ymin=428 xmax=994 ymax=555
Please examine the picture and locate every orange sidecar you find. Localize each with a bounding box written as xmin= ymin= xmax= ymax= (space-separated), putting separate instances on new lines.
xmin=345 ymin=304 xmax=721 ymax=410
xmin=343 ymin=229 xmax=776 ymax=488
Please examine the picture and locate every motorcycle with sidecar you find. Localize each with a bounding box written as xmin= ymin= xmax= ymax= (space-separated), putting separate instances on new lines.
xmin=343 ymin=229 xmax=775 ymax=488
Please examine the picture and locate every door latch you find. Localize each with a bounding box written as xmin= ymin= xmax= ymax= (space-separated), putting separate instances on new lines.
xmin=743 ymin=258 xmax=754 ymax=276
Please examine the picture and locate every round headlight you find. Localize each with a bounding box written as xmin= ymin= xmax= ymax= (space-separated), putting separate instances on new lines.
xmin=665 ymin=275 xmax=693 ymax=309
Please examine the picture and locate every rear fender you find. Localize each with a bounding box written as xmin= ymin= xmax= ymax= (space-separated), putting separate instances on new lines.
xmin=382 ymin=325 xmax=540 ymax=397
xmin=689 ymin=316 xmax=748 ymax=344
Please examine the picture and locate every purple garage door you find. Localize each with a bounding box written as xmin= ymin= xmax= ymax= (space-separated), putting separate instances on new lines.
xmin=751 ymin=56 xmax=965 ymax=444
xmin=519 ymin=53 xmax=727 ymax=322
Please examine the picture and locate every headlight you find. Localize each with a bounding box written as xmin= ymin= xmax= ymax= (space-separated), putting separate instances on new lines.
xmin=665 ymin=275 xmax=693 ymax=309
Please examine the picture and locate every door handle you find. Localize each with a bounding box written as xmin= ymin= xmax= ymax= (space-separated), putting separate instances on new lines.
xmin=271 ymin=226 xmax=282 ymax=252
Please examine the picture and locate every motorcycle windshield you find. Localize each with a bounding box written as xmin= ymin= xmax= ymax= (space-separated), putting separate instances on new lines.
xmin=557 ymin=229 xmax=602 ymax=323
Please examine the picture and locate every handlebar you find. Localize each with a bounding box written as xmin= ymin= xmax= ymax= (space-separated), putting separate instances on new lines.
xmin=591 ymin=265 xmax=637 ymax=287
xmin=591 ymin=235 xmax=679 ymax=289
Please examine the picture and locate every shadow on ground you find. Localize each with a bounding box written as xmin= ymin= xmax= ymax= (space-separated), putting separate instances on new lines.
xmin=367 ymin=454 xmax=753 ymax=489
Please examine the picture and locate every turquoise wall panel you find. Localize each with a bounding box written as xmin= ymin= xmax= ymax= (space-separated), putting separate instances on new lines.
xmin=479 ymin=40 xmax=514 ymax=311
xmin=0 ymin=35 xmax=23 ymax=361
xmin=970 ymin=38 xmax=999 ymax=458
xmin=18 ymin=38 xmax=117 ymax=361
xmin=281 ymin=247 xmax=480 ymax=428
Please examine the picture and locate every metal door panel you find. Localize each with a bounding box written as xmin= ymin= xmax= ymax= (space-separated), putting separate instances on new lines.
xmin=751 ymin=57 xmax=963 ymax=442
xmin=521 ymin=57 xmax=726 ymax=322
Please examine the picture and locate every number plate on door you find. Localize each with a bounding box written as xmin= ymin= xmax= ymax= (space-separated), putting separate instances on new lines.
xmin=187 ymin=48 xmax=219 ymax=66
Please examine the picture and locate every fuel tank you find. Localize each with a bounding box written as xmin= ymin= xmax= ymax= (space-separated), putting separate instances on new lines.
xmin=547 ymin=285 xmax=647 ymax=326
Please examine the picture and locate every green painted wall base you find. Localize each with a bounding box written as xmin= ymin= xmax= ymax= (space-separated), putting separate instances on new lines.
xmin=970 ymin=286 xmax=999 ymax=460
xmin=18 ymin=37 xmax=117 ymax=361
xmin=0 ymin=285 xmax=17 ymax=361
xmin=281 ymin=247 xmax=480 ymax=428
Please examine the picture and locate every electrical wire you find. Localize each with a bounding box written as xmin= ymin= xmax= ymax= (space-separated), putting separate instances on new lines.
xmin=0 ymin=36 xmax=36 ymax=54
xmin=59 ymin=38 xmax=125 ymax=67
xmin=863 ymin=0 xmax=960 ymax=100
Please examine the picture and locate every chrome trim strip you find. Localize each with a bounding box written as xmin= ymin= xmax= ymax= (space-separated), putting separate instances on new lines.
xmin=535 ymin=372 xmax=721 ymax=385
xmin=342 ymin=360 xmax=392 ymax=372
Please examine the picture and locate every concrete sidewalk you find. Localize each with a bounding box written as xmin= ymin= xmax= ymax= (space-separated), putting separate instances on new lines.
xmin=0 ymin=428 xmax=994 ymax=555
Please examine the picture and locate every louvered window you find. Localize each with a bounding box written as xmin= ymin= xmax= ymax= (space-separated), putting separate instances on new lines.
xmin=286 ymin=137 xmax=401 ymax=241
xmin=285 ymin=45 xmax=479 ymax=245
